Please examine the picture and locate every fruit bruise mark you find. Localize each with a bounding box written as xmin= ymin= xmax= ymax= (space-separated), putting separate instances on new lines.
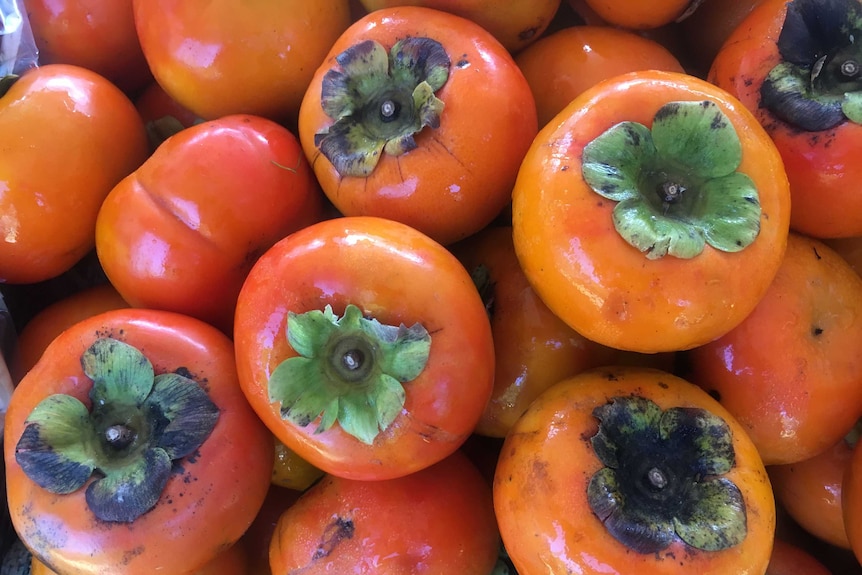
xmin=312 ymin=517 xmax=355 ymax=560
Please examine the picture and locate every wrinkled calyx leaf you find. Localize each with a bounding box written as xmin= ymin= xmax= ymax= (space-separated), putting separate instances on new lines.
xmin=268 ymin=304 xmax=432 ymax=445
xmin=314 ymin=36 xmax=451 ymax=177
xmin=581 ymin=100 xmax=761 ymax=260
xmin=761 ymin=0 xmax=862 ymax=130
xmin=587 ymin=395 xmax=747 ymax=554
xmin=14 ymin=337 xmax=220 ymax=523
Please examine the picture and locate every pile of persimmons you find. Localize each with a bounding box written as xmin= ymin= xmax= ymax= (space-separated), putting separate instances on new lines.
xmin=2 ymin=0 xmax=862 ymax=574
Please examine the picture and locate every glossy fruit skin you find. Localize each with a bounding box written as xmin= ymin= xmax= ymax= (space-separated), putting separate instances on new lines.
xmin=0 ymin=64 xmax=149 ymax=285
xmin=26 ymin=0 xmax=153 ymax=95
xmin=95 ymin=114 xmax=325 ymax=334
xmin=450 ymin=225 xmax=664 ymax=438
xmin=13 ymin=283 xmax=130 ymax=381
xmin=269 ymin=450 xmax=499 ymax=574
xmin=843 ymin=436 xmax=862 ymax=565
xmin=769 ymin=435 xmax=853 ymax=549
xmin=298 ymin=6 xmax=539 ymax=246
xmin=511 ymin=69 xmax=791 ymax=353
xmin=708 ymin=0 xmax=862 ymax=238
xmin=685 ymin=233 xmax=862 ymax=465
xmin=3 ymin=308 xmax=274 ymax=575
xmin=515 ymin=25 xmax=685 ymax=128
xmin=233 ymin=216 xmax=495 ymax=481
xmin=582 ymin=0 xmax=691 ymax=29
xmin=132 ymin=0 xmax=352 ymax=125
xmin=494 ymin=366 xmax=776 ymax=575
xmin=358 ymin=0 xmax=561 ymax=53
xmin=31 ymin=541 xmax=250 ymax=575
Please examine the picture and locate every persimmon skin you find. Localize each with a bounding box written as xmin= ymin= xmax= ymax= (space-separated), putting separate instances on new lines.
xmin=769 ymin=436 xmax=853 ymax=549
xmin=709 ymin=0 xmax=862 ymax=239
xmin=582 ymin=0 xmax=691 ymax=29
xmin=0 ymin=64 xmax=149 ymax=285
xmin=358 ymin=0 xmax=561 ymax=53
xmin=13 ymin=283 xmax=130 ymax=381
xmin=132 ymin=0 xmax=353 ymax=125
xmin=450 ymin=225 xmax=672 ymax=438
xmin=26 ymin=0 xmax=153 ymax=95
xmin=515 ymin=25 xmax=685 ymax=128
xmin=512 ymin=69 xmax=791 ymax=353
xmin=269 ymin=450 xmax=499 ymax=574
xmin=685 ymin=233 xmax=862 ymax=465
xmin=494 ymin=366 xmax=776 ymax=575
xmin=298 ymin=6 xmax=539 ymax=246
xmin=95 ymin=114 xmax=324 ymax=335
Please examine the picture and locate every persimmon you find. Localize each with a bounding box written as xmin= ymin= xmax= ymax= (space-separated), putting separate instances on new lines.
xmin=269 ymin=450 xmax=499 ymax=574
xmin=515 ymin=25 xmax=686 ymax=128
xmin=685 ymin=233 xmax=862 ymax=465
xmin=769 ymin=428 xmax=856 ymax=549
xmin=709 ymin=0 xmax=862 ymax=238
xmin=494 ymin=366 xmax=776 ymax=575
xmin=4 ymin=309 xmax=274 ymax=574
xmin=512 ymin=69 xmax=791 ymax=353
xmin=0 ymin=65 xmax=149 ymax=285
xmin=95 ymin=114 xmax=324 ymax=334
xmin=233 ymin=216 xmax=495 ymax=481
xmin=297 ymin=6 xmax=538 ymax=245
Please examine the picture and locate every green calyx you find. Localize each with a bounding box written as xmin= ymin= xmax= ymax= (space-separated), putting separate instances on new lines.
xmin=14 ymin=338 xmax=220 ymax=523
xmin=313 ymin=36 xmax=451 ymax=178
xmin=587 ymin=396 xmax=747 ymax=554
xmin=581 ymin=100 xmax=761 ymax=260
xmin=761 ymin=0 xmax=862 ymax=131
xmin=268 ymin=304 xmax=432 ymax=445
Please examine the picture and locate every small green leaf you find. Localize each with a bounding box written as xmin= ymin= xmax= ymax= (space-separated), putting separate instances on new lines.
xmin=268 ymin=304 xmax=431 ymax=445
xmin=146 ymin=373 xmax=220 ymax=460
xmin=287 ymin=307 xmax=341 ymax=359
xmin=390 ymin=37 xmax=450 ymax=92
xmin=82 ymin=338 xmax=154 ymax=408
xmin=582 ymin=122 xmax=655 ymax=202
xmin=85 ymin=448 xmax=173 ymax=523
xmin=674 ymin=478 xmax=747 ymax=551
xmin=698 ymin=173 xmax=761 ymax=253
xmin=843 ymin=91 xmax=862 ymax=123
xmin=338 ymin=392 xmax=380 ymax=445
xmin=321 ymin=40 xmax=390 ymax=120
xmin=660 ymin=407 xmax=735 ymax=476
xmin=371 ymin=374 xmax=406 ymax=431
xmin=613 ymin=198 xmax=706 ymax=259
xmin=587 ymin=466 xmax=676 ymax=554
xmin=652 ymin=101 xmax=742 ymax=179
xmin=15 ymin=395 xmax=98 ymax=494
xmin=362 ymin=320 xmax=431 ymax=383
xmin=269 ymin=356 xmax=321 ymax=410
